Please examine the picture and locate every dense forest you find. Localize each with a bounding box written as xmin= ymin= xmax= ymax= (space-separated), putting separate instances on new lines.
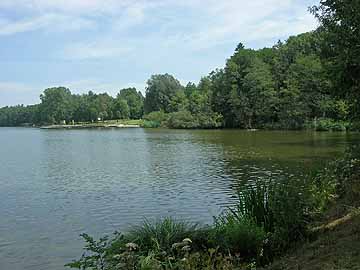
xmin=1 ymin=1 xmax=359 ymax=131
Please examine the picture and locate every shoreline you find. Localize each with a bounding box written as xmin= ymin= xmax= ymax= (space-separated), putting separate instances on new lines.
xmin=40 ymin=123 xmax=141 ymax=129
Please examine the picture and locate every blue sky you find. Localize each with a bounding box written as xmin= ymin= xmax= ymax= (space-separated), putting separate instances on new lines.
xmin=0 ymin=0 xmax=319 ymax=106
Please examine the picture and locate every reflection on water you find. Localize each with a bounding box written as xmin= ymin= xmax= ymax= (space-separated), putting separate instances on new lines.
xmin=0 ymin=128 xmax=358 ymax=270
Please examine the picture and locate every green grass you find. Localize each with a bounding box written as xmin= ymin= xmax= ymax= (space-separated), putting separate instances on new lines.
xmin=123 ymin=217 xmax=199 ymax=252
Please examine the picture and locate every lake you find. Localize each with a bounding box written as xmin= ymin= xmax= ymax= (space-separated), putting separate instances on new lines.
xmin=0 ymin=128 xmax=359 ymax=270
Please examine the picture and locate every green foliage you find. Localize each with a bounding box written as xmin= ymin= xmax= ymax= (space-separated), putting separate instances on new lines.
xmin=266 ymin=181 xmax=310 ymax=254
xmin=228 ymin=180 xmax=311 ymax=259
xmin=184 ymin=82 xmax=197 ymax=97
xmin=171 ymin=248 xmax=237 ymax=270
xmin=167 ymin=111 xmax=222 ymax=129
xmin=310 ymin=145 xmax=360 ymax=213
xmin=144 ymin=74 xmax=184 ymax=113
xmin=311 ymin=0 xmax=360 ymax=115
xmin=169 ymin=91 xmax=188 ymax=113
xmin=117 ymin=88 xmax=144 ymax=119
xmin=167 ymin=111 xmax=197 ymax=129
xmin=310 ymin=168 xmax=338 ymax=214
xmin=124 ymin=218 xmax=198 ymax=253
xmin=113 ymin=98 xmax=130 ymax=120
xmin=67 ymin=218 xmax=262 ymax=270
xmin=39 ymin=87 xmax=74 ymax=124
xmin=65 ymin=233 xmax=111 ymax=270
xmin=0 ymin=87 xmax=145 ymax=126
xmin=2 ymin=26 xmax=359 ymax=128
xmin=212 ymin=215 xmax=266 ymax=260
xmin=67 ymin=179 xmax=313 ymax=269
xmin=330 ymin=146 xmax=360 ymax=199
xmin=143 ymin=111 xmax=168 ymax=128
xmin=195 ymin=112 xmax=223 ymax=129
xmin=224 ymin=50 xmax=277 ymax=128
xmin=0 ymin=104 xmax=39 ymax=126
xmin=310 ymin=118 xmax=349 ymax=131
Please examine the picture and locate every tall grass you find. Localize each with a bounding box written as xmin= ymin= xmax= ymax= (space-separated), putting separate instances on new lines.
xmin=230 ymin=181 xmax=275 ymax=233
xmin=225 ymin=179 xmax=311 ymax=259
xmin=124 ymin=217 xmax=199 ymax=252
xmin=213 ymin=213 xmax=266 ymax=260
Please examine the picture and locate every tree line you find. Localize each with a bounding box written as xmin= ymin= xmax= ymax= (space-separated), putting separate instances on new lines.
xmin=0 ymin=88 xmax=144 ymax=126
xmin=1 ymin=0 xmax=359 ymax=130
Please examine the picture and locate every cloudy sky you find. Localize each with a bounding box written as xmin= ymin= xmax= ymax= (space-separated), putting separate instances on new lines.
xmin=0 ymin=0 xmax=319 ymax=106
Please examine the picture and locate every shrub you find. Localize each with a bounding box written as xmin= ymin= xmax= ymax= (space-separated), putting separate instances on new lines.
xmin=310 ymin=166 xmax=339 ymax=213
xmin=167 ymin=111 xmax=224 ymax=129
xmin=311 ymin=145 xmax=360 ymax=207
xmin=212 ymin=214 xmax=266 ymax=260
xmin=196 ymin=112 xmax=223 ymax=129
xmin=167 ymin=111 xmax=198 ymax=129
xmin=65 ymin=233 xmax=112 ymax=270
xmin=143 ymin=111 xmax=168 ymax=127
xmin=312 ymin=118 xmax=349 ymax=131
xmin=228 ymin=180 xmax=311 ymax=260
xmin=123 ymin=217 xmax=199 ymax=252
xmin=141 ymin=120 xmax=161 ymax=128
xmin=268 ymin=181 xmax=310 ymax=253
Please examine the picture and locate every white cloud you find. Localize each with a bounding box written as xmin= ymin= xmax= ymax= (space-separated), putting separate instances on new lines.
xmin=0 ymin=13 xmax=95 ymax=36
xmin=160 ymin=0 xmax=318 ymax=50
xmin=0 ymin=0 xmax=131 ymax=14
xmin=61 ymin=41 xmax=132 ymax=60
xmin=0 ymin=82 xmax=41 ymax=106
xmin=113 ymin=3 xmax=146 ymax=31
xmin=0 ymin=81 xmax=33 ymax=92
xmin=0 ymin=0 xmax=318 ymax=48
xmin=0 ymin=0 xmax=320 ymax=106
xmin=246 ymin=13 xmax=319 ymax=42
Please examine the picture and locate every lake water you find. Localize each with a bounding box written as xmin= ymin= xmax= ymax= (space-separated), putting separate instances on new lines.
xmin=0 ymin=128 xmax=359 ymax=270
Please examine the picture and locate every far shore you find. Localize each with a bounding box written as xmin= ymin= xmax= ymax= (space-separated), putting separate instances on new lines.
xmin=40 ymin=123 xmax=140 ymax=129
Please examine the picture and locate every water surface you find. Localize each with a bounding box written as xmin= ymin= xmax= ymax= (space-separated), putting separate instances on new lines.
xmin=0 ymin=128 xmax=358 ymax=270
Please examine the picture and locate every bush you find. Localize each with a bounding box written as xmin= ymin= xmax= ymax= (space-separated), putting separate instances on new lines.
xmin=123 ymin=217 xmax=199 ymax=252
xmin=228 ymin=180 xmax=311 ymax=260
xmin=307 ymin=144 xmax=360 ymax=230
xmin=141 ymin=120 xmax=161 ymax=128
xmin=196 ymin=112 xmax=223 ymax=129
xmin=312 ymin=118 xmax=349 ymax=131
xmin=143 ymin=111 xmax=168 ymax=127
xmin=142 ymin=110 xmax=223 ymax=129
xmin=167 ymin=111 xmax=198 ymax=129
xmin=212 ymin=214 xmax=266 ymax=260
xmin=66 ymin=218 xmax=246 ymax=270
xmin=167 ymin=111 xmax=223 ymax=129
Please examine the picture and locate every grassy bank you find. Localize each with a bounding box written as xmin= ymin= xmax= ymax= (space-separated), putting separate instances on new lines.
xmin=67 ymin=146 xmax=360 ymax=270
